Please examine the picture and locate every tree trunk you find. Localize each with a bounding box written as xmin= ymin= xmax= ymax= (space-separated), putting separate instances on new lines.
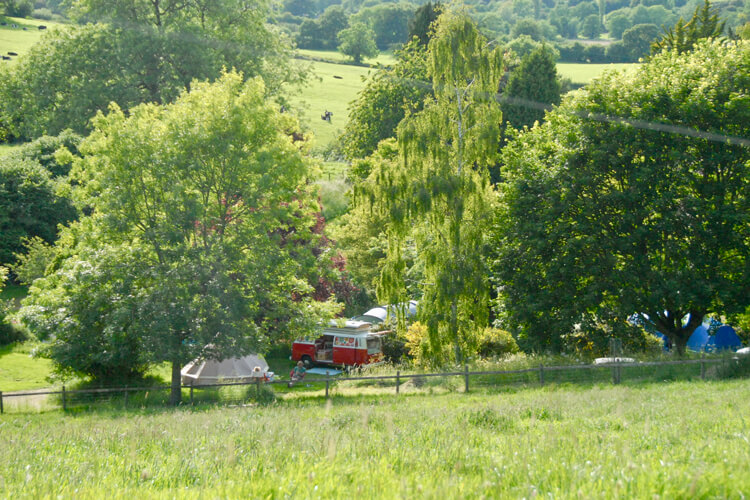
xmin=451 ymin=299 xmax=462 ymax=364
xmin=169 ymin=360 xmax=182 ymax=406
xmin=653 ymin=310 xmax=704 ymax=357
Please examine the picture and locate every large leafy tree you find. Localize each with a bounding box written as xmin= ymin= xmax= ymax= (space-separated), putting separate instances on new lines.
xmin=501 ymin=44 xmax=562 ymax=130
xmin=493 ymin=41 xmax=750 ymax=354
xmin=361 ymin=12 xmax=503 ymax=364
xmin=408 ymin=1 xmax=442 ymax=46
xmin=0 ymin=157 xmax=76 ymax=267
xmin=0 ymin=0 xmax=302 ymax=140
xmin=21 ymin=72 xmax=337 ymax=402
xmin=337 ymin=22 xmax=379 ymax=64
xmin=341 ymin=40 xmax=430 ymax=160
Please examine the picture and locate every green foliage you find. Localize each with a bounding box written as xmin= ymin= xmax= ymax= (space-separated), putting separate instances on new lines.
xmin=493 ymin=41 xmax=750 ymax=354
xmin=0 ymin=266 xmax=27 ymax=345
xmin=622 ymin=23 xmax=660 ymax=60
xmin=606 ymin=11 xmax=633 ymax=38
xmin=408 ymin=1 xmax=442 ymax=46
xmin=1 ymin=129 xmax=82 ymax=177
xmin=12 ymin=236 xmax=55 ymax=286
xmin=352 ymin=3 xmax=415 ymax=50
xmin=361 ymin=11 xmax=503 ymax=365
xmin=475 ymin=327 xmax=520 ymax=358
xmin=581 ymin=13 xmax=603 ymax=38
xmin=20 ymin=72 xmax=339 ymax=397
xmin=337 ymin=22 xmax=379 ymax=64
xmin=502 ymin=44 xmax=562 ymax=130
xmin=0 ymin=156 xmax=76 ymax=267
xmin=341 ymin=40 xmax=430 ymax=159
xmin=297 ymin=5 xmax=349 ymax=50
xmin=652 ymin=0 xmax=726 ymax=54
xmin=0 ymin=1 xmax=301 ymax=140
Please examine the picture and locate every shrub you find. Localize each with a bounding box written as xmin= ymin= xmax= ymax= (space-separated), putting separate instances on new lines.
xmin=32 ymin=7 xmax=53 ymax=19
xmin=0 ymin=316 xmax=27 ymax=345
xmin=476 ymin=327 xmax=520 ymax=358
xmin=381 ymin=331 xmax=408 ymax=363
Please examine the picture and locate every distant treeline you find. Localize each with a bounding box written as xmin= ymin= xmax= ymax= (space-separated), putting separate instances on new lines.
xmin=277 ymin=0 xmax=749 ymax=63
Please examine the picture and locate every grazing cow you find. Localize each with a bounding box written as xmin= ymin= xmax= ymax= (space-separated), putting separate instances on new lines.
xmin=321 ymin=110 xmax=333 ymax=123
xmin=38 ymin=25 xmax=47 ymax=30
xmin=8 ymin=52 xmax=18 ymax=56
xmin=333 ymin=75 xmax=343 ymax=79
xmin=1 ymin=22 xmax=7 ymax=26
xmin=22 ymin=27 xmax=27 ymax=31
xmin=1 ymin=56 xmax=10 ymax=60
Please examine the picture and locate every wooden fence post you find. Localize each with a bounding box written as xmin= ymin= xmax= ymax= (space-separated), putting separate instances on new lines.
xmin=464 ymin=365 xmax=470 ymax=393
xmin=539 ymin=364 xmax=545 ymax=386
xmin=62 ymin=385 xmax=67 ymax=411
xmin=396 ymin=371 xmax=400 ymax=394
xmin=325 ymin=371 xmax=330 ymax=399
xmin=0 ymin=391 xmax=3 ymax=414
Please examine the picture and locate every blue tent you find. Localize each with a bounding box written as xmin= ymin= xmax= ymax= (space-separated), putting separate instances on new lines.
xmin=687 ymin=325 xmax=710 ymax=351
xmin=707 ymin=325 xmax=742 ymax=351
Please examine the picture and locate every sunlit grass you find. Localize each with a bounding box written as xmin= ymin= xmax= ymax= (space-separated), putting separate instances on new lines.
xmin=297 ymin=48 xmax=397 ymax=67
xmin=287 ymin=60 xmax=373 ymax=149
xmin=1 ymin=380 xmax=748 ymax=498
xmin=0 ymin=16 xmax=64 ymax=64
xmin=557 ymin=62 xmax=638 ymax=84
xmin=0 ymin=342 xmax=53 ymax=391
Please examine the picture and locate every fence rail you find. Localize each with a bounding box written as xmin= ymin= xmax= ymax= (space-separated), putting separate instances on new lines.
xmin=0 ymin=357 xmax=730 ymax=414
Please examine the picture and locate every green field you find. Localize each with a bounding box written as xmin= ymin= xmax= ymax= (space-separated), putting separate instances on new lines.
xmin=1 ymin=380 xmax=748 ymax=498
xmin=557 ymin=62 xmax=638 ymax=84
xmin=297 ymin=48 xmax=397 ymax=67
xmin=288 ymin=60 xmax=374 ymax=148
xmin=0 ymin=16 xmax=63 ymax=63
xmin=0 ymin=342 xmax=53 ymax=391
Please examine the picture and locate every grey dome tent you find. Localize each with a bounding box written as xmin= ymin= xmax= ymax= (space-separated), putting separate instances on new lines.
xmin=181 ymin=353 xmax=271 ymax=386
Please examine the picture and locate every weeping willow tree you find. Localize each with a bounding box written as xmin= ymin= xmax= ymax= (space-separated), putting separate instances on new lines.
xmin=360 ymin=11 xmax=503 ymax=364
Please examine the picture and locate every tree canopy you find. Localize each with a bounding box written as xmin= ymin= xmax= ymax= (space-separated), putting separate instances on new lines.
xmin=360 ymin=11 xmax=503 ymax=364
xmin=0 ymin=0 xmax=302 ymax=140
xmin=493 ymin=40 xmax=750 ymax=354
xmin=337 ymin=22 xmax=379 ymax=64
xmin=20 ymin=72 xmax=337 ymax=401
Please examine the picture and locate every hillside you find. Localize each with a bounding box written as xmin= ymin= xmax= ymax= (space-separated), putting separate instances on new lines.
xmin=0 ymin=16 xmax=63 ymax=63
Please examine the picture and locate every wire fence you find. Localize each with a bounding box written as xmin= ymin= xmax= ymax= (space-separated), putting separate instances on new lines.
xmin=0 ymin=356 xmax=738 ymax=415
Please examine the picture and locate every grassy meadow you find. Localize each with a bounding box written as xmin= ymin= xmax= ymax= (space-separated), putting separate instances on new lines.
xmin=297 ymin=48 xmax=397 ymax=67
xmin=1 ymin=379 xmax=748 ymax=498
xmin=287 ymin=60 xmax=374 ymax=148
xmin=0 ymin=16 xmax=63 ymax=63
xmin=557 ymin=62 xmax=637 ymax=84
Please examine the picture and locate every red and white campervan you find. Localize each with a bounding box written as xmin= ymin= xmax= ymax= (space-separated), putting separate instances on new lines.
xmin=291 ymin=320 xmax=386 ymax=368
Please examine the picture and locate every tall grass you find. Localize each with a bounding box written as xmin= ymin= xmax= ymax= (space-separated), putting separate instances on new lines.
xmin=1 ymin=380 xmax=748 ymax=498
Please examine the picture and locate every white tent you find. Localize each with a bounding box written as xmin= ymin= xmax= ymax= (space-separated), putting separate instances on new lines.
xmin=181 ymin=354 xmax=271 ymax=386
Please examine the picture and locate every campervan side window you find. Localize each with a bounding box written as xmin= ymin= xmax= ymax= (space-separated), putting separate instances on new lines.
xmin=366 ymin=337 xmax=381 ymax=353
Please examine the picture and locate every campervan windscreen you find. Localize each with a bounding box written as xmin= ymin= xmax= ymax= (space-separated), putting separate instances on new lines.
xmin=366 ymin=337 xmax=381 ymax=353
